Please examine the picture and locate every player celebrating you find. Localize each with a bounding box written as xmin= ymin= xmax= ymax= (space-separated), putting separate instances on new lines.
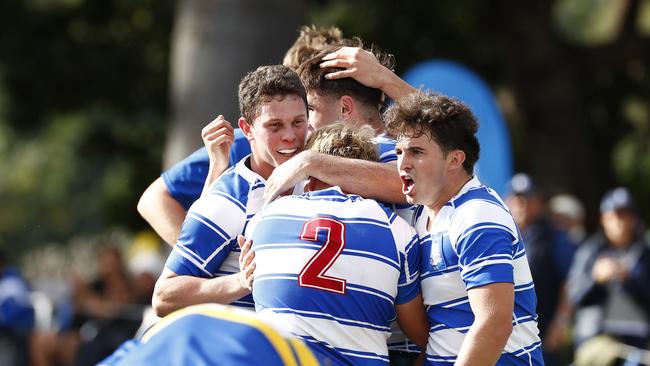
xmin=244 ymin=124 xmax=428 ymax=366
xmin=152 ymin=65 xmax=308 ymax=316
xmin=385 ymin=91 xmax=543 ymax=366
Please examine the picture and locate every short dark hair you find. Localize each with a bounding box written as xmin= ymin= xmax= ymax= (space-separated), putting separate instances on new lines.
xmin=297 ymin=41 xmax=395 ymax=110
xmin=384 ymin=91 xmax=480 ymax=174
xmin=238 ymin=65 xmax=307 ymax=123
xmin=304 ymin=123 xmax=379 ymax=162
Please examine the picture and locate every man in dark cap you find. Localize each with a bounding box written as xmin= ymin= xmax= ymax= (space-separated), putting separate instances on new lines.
xmin=505 ymin=173 xmax=576 ymax=366
xmin=567 ymin=187 xmax=650 ymax=361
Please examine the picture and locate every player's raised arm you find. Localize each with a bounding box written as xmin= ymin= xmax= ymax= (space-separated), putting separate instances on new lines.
xmin=320 ymin=46 xmax=417 ymax=101
xmin=200 ymin=115 xmax=235 ymax=195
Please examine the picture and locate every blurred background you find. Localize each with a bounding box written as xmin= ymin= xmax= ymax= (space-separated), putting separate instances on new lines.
xmin=0 ymin=0 xmax=649 ymax=365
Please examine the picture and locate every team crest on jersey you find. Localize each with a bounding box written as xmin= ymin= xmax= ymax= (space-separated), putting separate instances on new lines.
xmin=429 ymin=234 xmax=446 ymax=271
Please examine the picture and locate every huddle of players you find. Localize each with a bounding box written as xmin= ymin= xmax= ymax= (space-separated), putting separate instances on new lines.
xmin=110 ymin=27 xmax=544 ymax=366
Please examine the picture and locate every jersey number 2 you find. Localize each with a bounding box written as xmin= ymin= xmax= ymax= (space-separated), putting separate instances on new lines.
xmin=298 ymin=217 xmax=346 ymax=294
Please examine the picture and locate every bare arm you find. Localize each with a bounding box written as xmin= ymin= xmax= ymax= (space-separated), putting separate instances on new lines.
xmin=137 ymin=177 xmax=186 ymax=245
xmin=455 ymin=282 xmax=514 ymax=366
xmin=264 ymin=151 xmax=406 ymax=204
xmin=320 ymin=47 xmax=417 ymax=101
xmin=152 ymin=267 xmax=251 ymax=317
xmin=396 ymin=293 xmax=429 ymax=349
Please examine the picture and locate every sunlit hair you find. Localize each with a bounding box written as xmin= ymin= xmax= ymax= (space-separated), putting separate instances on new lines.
xmin=305 ymin=123 xmax=379 ymax=162
xmin=282 ymin=25 xmax=345 ymax=71
xmin=297 ymin=40 xmax=395 ymax=110
xmin=238 ymin=65 xmax=307 ymax=123
xmin=384 ymin=91 xmax=480 ymax=174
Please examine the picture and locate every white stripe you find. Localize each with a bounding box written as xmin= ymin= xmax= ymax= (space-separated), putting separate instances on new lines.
xmin=427 ymin=321 xmax=541 ymax=359
xmin=255 ymin=242 xmax=401 ymax=269
xmin=344 ymin=248 xmax=400 ymax=268
xmin=465 ymin=253 xmax=513 ymax=268
xmin=515 ymin=283 xmax=535 ymax=292
xmin=441 ymin=298 xmax=470 ymax=308
xmin=255 ymin=275 xmax=297 ymax=283
xmin=421 ymin=271 xmax=467 ymax=305
xmin=255 ymin=248 xmax=400 ymax=298
xmin=513 ymin=254 xmax=534 ymax=285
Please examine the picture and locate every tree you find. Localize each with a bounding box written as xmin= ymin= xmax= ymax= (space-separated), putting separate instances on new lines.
xmin=164 ymin=0 xmax=304 ymax=167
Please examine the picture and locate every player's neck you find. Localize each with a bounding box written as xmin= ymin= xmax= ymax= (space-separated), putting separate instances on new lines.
xmin=248 ymin=154 xmax=274 ymax=180
xmin=425 ymin=172 xmax=473 ymax=228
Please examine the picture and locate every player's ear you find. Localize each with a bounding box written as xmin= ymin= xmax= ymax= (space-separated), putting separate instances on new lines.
xmin=339 ymin=95 xmax=355 ymax=119
xmin=448 ymin=150 xmax=466 ymax=170
xmin=239 ymin=117 xmax=253 ymax=140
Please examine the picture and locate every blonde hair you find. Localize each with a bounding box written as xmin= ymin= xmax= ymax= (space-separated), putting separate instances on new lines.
xmin=304 ymin=123 xmax=379 ymax=162
xmin=282 ymin=25 xmax=345 ymax=71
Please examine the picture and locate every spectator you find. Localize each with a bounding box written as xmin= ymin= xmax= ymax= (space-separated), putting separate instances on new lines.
xmin=549 ymin=193 xmax=587 ymax=245
xmin=567 ymin=187 xmax=650 ymax=365
xmin=0 ymin=249 xmax=34 ymax=366
xmin=505 ymin=173 xmax=576 ymax=365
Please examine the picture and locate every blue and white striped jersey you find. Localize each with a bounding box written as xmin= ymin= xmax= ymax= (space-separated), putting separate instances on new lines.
xmin=164 ymin=155 xmax=301 ymax=309
xmin=373 ymin=133 xmax=398 ymax=164
xmin=245 ymin=187 xmax=420 ymax=366
xmin=414 ymin=177 xmax=543 ymax=366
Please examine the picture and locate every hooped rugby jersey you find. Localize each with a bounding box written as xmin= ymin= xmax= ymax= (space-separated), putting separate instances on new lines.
xmin=246 ymin=187 xmax=420 ymax=366
xmin=414 ymin=176 xmax=543 ymax=366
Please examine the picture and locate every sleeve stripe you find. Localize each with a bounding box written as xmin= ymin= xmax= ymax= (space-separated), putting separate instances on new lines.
xmin=464 ymin=253 xmax=513 ymax=270
xmin=456 ymin=224 xmax=516 ymax=245
xmin=202 ymin=239 xmax=235 ymax=268
xmin=461 ymin=259 xmax=513 ymax=276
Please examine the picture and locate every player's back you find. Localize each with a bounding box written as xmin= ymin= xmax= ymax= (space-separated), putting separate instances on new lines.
xmin=247 ymin=187 xmax=419 ymax=366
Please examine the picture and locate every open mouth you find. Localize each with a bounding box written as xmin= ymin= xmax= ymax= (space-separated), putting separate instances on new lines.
xmin=277 ymin=148 xmax=298 ymax=157
xmin=400 ymin=175 xmax=414 ymax=195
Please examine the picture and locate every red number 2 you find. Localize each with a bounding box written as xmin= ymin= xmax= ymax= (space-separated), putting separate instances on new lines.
xmin=298 ymin=217 xmax=346 ymax=294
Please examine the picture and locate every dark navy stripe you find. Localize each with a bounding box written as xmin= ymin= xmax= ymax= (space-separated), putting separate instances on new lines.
xmin=269 ymin=308 xmax=391 ymax=333
xmin=191 ymin=212 xmax=232 ymax=241
xmin=302 ymin=335 xmax=390 ymax=363
xmin=254 ymin=278 xmax=395 ymax=329
xmin=451 ymin=186 xmax=504 ymax=210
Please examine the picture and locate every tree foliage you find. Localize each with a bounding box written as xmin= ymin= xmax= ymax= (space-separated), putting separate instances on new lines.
xmin=0 ymin=0 xmax=173 ymax=254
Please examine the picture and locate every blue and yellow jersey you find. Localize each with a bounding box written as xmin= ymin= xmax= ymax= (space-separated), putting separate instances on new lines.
xmin=98 ymin=303 xmax=320 ymax=366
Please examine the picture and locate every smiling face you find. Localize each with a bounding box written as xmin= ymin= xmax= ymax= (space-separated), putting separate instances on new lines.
xmin=395 ymin=133 xmax=455 ymax=209
xmin=239 ymin=95 xmax=308 ymax=179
